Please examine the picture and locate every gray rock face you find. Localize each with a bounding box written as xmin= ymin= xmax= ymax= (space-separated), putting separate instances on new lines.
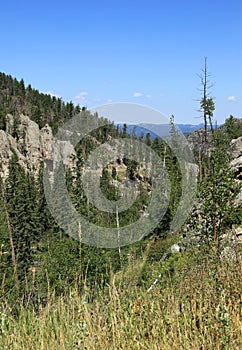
xmin=229 ymin=136 xmax=242 ymax=205
xmin=229 ymin=136 xmax=242 ymax=159
xmin=181 ymin=134 xmax=242 ymax=249
xmin=229 ymin=137 xmax=242 ymax=178
xmin=234 ymin=190 xmax=242 ymax=206
xmin=0 ymin=129 xmax=26 ymax=177
xmin=0 ymin=114 xmax=76 ymax=179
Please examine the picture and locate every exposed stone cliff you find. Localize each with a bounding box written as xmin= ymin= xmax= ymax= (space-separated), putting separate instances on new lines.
xmin=229 ymin=136 xmax=242 ymax=205
xmin=0 ymin=114 xmax=76 ymax=179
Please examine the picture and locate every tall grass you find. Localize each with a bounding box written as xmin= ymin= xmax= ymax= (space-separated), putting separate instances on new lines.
xmin=0 ymin=250 xmax=241 ymax=349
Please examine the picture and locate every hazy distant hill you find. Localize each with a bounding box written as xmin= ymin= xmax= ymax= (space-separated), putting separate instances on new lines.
xmin=117 ymin=123 xmax=206 ymax=139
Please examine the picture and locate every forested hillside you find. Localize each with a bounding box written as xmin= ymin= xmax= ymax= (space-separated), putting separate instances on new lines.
xmin=0 ymin=72 xmax=81 ymax=132
xmin=0 ymin=72 xmax=184 ymax=297
xmin=0 ymin=73 xmax=242 ymax=349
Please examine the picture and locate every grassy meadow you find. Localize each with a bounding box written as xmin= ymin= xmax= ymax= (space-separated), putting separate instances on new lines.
xmin=0 ymin=246 xmax=241 ymax=350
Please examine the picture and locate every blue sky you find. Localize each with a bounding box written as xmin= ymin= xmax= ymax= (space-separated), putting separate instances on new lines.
xmin=1 ymin=0 xmax=241 ymax=124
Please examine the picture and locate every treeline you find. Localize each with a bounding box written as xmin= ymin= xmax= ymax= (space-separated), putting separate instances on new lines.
xmin=0 ymin=72 xmax=81 ymax=132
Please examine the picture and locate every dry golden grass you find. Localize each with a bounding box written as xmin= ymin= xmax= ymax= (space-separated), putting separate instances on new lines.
xmin=0 ymin=252 xmax=241 ymax=349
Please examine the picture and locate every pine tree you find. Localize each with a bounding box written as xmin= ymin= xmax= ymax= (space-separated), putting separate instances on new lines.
xmin=5 ymin=153 xmax=41 ymax=279
xmin=198 ymin=129 xmax=241 ymax=245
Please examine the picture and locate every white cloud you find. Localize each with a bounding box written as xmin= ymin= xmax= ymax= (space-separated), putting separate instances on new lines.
xmin=133 ymin=92 xmax=143 ymax=98
xmin=107 ymin=99 xmax=113 ymax=103
xmin=228 ymin=95 xmax=236 ymax=101
xmin=133 ymin=92 xmax=152 ymax=98
xmin=75 ymin=91 xmax=88 ymax=102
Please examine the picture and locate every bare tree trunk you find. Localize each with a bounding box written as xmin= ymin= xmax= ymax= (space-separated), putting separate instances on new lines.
xmin=198 ymin=148 xmax=203 ymax=184
xmin=203 ymin=57 xmax=208 ymax=144
xmin=208 ymin=113 xmax=214 ymax=136
xmin=199 ymin=57 xmax=215 ymax=176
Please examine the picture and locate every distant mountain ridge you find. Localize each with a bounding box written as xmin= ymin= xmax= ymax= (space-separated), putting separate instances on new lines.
xmin=117 ymin=123 xmax=208 ymax=139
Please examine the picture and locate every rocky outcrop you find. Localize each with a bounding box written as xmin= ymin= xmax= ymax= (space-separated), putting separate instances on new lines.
xmin=229 ymin=136 xmax=242 ymax=179
xmin=0 ymin=129 xmax=26 ymax=177
xmin=178 ymin=134 xmax=242 ymax=255
xmin=186 ymin=127 xmax=213 ymax=152
xmin=0 ymin=114 xmax=76 ymax=179
xmin=229 ymin=136 xmax=242 ymax=205
xmin=229 ymin=136 xmax=242 ymax=159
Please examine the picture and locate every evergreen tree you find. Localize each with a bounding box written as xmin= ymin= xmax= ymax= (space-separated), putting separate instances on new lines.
xmin=198 ymin=130 xmax=241 ymax=244
xmin=5 ymin=153 xmax=41 ymax=279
